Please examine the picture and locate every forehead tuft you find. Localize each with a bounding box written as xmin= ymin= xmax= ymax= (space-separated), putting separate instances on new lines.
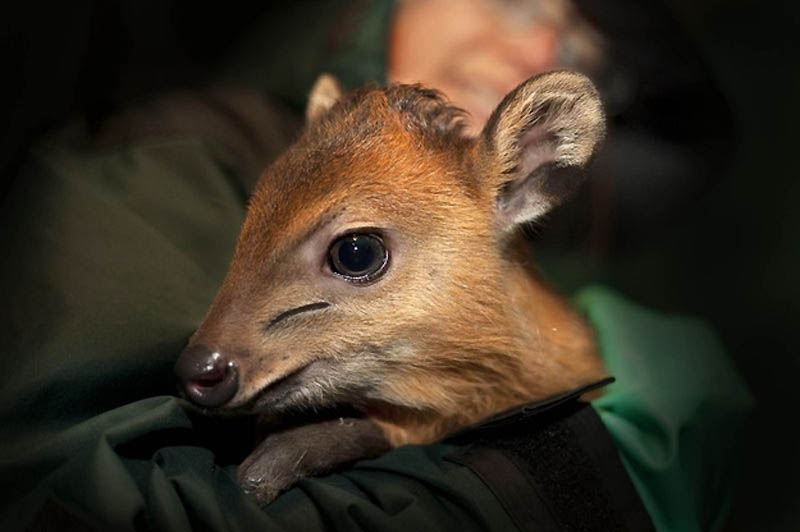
xmin=258 ymin=83 xmax=477 ymax=195
xmin=310 ymin=83 xmax=471 ymax=150
xmin=382 ymin=84 xmax=470 ymax=144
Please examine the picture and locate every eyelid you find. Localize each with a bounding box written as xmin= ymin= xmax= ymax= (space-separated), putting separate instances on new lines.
xmin=328 ymin=225 xmax=387 ymax=241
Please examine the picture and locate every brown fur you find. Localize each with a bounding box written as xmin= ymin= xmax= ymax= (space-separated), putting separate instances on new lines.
xmin=189 ymin=71 xmax=606 ymax=448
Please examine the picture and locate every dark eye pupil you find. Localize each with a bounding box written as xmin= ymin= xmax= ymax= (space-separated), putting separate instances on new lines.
xmin=337 ymin=236 xmax=376 ymax=274
xmin=329 ymin=233 xmax=388 ymax=281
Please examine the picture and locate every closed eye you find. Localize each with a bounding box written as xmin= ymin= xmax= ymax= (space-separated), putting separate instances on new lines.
xmin=264 ymin=302 xmax=331 ymax=332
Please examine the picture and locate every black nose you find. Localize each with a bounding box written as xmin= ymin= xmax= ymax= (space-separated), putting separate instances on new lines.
xmin=175 ymin=344 xmax=238 ymax=408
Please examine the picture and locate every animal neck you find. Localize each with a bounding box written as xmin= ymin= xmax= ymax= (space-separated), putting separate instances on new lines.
xmin=504 ymin=251 xmax=604 ymax=394
xmin=372 ymin=236 xmax=605 ymax=446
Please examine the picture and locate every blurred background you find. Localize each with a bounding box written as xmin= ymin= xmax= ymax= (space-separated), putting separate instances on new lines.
xmin=1 ymin=1 xmax=797 ymax=529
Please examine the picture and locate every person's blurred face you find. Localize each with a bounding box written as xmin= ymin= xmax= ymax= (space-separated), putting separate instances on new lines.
xmin=388 ymin=0 xmax=561 ymax=135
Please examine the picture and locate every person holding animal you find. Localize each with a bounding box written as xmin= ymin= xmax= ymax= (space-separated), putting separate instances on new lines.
xmin=0 ymin=1 xmax=750 ymax=531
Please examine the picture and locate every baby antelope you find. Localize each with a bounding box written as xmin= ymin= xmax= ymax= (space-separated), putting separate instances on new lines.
xmin=175 ymin=70 xmax=607 ymax=504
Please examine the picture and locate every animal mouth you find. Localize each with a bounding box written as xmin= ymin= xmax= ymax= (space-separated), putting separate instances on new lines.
xmin=245 ymin=361 xmax=319 ymax=409
xmin=238 ymin=360 xmax=364 ymax=425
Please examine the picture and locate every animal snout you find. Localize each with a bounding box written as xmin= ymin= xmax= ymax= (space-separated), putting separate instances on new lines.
xmin=175 ymin=344 xmax=239 ymax=408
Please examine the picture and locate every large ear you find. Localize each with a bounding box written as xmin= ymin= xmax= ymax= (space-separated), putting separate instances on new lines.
xmin=480 ymin=70 xmax=605 ymax=230
xmin=305 ymin=73 xmax=343 ymax=122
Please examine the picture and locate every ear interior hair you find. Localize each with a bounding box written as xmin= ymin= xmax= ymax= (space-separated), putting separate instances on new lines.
xmin=483 ymin=71 xmax=605 ymax=229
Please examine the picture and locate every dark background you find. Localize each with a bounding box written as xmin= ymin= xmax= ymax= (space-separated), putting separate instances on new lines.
xmin=1 ymin=1 xmax=797 ymax=529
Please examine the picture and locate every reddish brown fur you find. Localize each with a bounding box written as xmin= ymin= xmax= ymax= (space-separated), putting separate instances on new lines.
xmin=190 ymin=73 xmax=606 ymax=447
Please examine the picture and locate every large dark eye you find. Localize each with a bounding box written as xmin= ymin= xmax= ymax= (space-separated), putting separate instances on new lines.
xmin=329 ymin=233 xmax=388 ymax=283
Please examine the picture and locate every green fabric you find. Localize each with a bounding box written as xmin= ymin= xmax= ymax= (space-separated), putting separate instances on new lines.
xmin=0 ymin=105 xmax=751 ymax=531
xmin=0 ymin=130 xmax=248 ymax=450
xmin=2 ymin=395 xmax=511 ymax=531
xmin=580 ymin=288 xmax=753 ymax=532
xmin=322 ymin=0 xmax=394 ymax=89
xmin=215 ymin=0 xmax=394 ymax=110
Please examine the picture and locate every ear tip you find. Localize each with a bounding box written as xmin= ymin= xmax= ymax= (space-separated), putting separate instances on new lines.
xmin=308 ymin=73 xmax=344 ymax=105
xmin=306 ymin=73 xmax=344 ymax=122
xmin=530 ymin=69 xmax=596 ymax=88
xmin=481 ymin=67 xmax=607 ymax=175
xmin=483 ymin=70 xmax=605 ymax=135
xmin=530 ymin=70 xmax=603 ymax=112
xmin=311 ymin=73 xmax=342 ymax=92
xmin=533 ymin=70 xmax=607 ymax=151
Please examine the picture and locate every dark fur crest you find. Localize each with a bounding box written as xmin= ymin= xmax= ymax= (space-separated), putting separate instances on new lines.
xmin=311 ymin=83 xmax=470 ymax=149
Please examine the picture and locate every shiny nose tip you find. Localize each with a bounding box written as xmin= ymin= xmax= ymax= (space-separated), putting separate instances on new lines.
xmin=175 ymin=344 xmax=238 ymax=408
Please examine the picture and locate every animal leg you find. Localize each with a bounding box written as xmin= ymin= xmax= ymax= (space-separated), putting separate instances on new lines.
xmin=237 ymin=417 xmax=391 ymax=506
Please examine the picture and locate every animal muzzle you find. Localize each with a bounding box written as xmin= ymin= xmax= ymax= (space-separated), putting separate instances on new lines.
xmin=175 ymin=344 xmax=239 ymax=408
